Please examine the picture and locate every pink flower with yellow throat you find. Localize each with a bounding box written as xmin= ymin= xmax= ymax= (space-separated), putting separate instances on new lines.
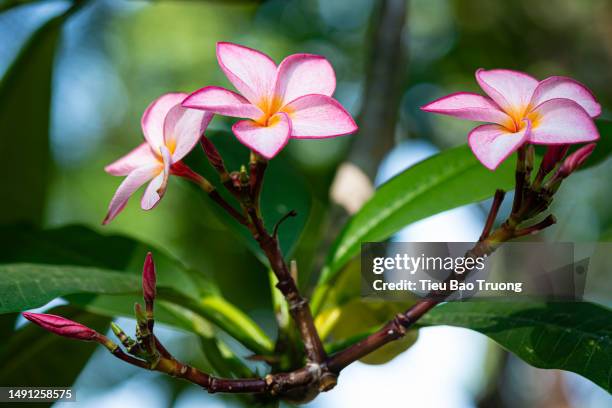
xmin=421 ymin=69 xmax=601 ymax=170
xmin=104 ymin=93 xmax=212 ymax=224
xmin=183 ymin=42 xmax=358 ymax=159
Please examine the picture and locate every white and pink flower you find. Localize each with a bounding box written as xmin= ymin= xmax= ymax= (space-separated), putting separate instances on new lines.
xmin=421 ymin=69 xmax=601 ymax=170
xmin=183 ymin=42 xmax=358 ymax=159
xmin=104 ymin=93 xmax=212 ymax=224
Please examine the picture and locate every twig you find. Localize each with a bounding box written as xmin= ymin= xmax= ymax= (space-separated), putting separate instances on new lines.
xmin=249 ymin=152 xmax=267 ymax=203
xmin=513 ymin=215 xmax=557 ymax=238
xmin=171 ymin=161 xmax=248 ymax=225
xmin=194 ymin=146 xmax=326 ymax=366
xmin=273 ymin=210 xmax=298 ymax=238
xmin=248 ymin=208 xmax=326 ymax=365
xmin=325 ymin=149 xmax=558 ymax=375
xmin=512 ymin=146 xmax=527 ymax=215
xmin=479 ymin=189 xmax=505 ymax=241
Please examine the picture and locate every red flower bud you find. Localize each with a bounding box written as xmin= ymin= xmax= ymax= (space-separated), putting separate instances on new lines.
xmin=142 ymin=252 xmax=156 ymax=310
xmin=558 ymin=143 xmax=596 ymax=178
xmin=23 ymin=312 xmax=99 ymax=341
xmin=540 ymin=145 xmax=570 ymax=175
xmin=200 ymin=137 xmax=226 ymax=174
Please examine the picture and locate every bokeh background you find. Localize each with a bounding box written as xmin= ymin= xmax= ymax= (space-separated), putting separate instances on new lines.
xmin=1 ymin=0 xmax=611 ymax=407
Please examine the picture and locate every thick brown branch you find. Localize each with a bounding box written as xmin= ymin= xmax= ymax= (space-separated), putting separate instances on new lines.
xmin=195 ymin=146 xmax=325 ymax=366
xmin=249 ymin=207 xmax=326 ymax=365
xmin=326 ymin=300 xmax=437 ymax=372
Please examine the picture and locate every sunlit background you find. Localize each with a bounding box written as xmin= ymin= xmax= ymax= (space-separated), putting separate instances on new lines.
xmin=1 ymin=0 xmax=611 ymax=406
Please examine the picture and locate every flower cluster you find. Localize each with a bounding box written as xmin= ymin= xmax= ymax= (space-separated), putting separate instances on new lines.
xmin=104 ymin=45 xmax=602 ymax=224
xmin=421 ymin=69 xmax=600 ymax=170
xmin=104 ymin=42 xmax=358 ymax=224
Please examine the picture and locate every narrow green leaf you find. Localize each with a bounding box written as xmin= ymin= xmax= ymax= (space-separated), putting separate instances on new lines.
xmin=0 ymin=263 xmax=141 ymax=313
xmin=320 ymin=121 xmax=610 ymax=293
xmin=161 ymin=302 xmax=255 ymax=379
xmin=0 ymin=5 xmax=71 ymax=224
xmin=317 ymin=145 xmax=516 ymax=292
xmin=159 ymin=288 xmax=274 ymax=355
xmin=419 ymin=301 xmax=612 ymax=392
xmin=0 ymin=224 xmax=214 ymax=299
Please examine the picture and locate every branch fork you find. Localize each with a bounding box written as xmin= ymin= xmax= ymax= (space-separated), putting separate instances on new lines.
xmin=24 ymin=137 xmax=595 ymax=403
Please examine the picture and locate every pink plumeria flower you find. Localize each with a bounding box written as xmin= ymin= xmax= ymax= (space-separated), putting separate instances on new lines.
xmin=421 ymin=69 xmax=601 ymax=170
xmin=104 ymin=93 xmax=212 ymax=224
xmin=183 ymin=42 xmax=358 ymax=159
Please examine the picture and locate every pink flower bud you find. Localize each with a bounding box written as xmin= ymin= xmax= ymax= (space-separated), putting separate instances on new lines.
xmin=142 ymin=252 xmax=156 ymax=308
xmin=23 ymin=312 xmax=98 ymax=341
xmin=200 ymin=137 xmax=226 ymax=174
xmin=540 ymin=145 xmax=569 ymax=175
xmin=558 ymin=143 xmax=596 ymax=178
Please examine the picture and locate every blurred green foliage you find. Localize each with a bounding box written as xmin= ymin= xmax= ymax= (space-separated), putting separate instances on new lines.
xmin=1 ymin=0 xmax=611 ymax=405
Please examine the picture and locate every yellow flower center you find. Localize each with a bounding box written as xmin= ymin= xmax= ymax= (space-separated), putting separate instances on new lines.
xmin=255 ymin=95 xmax=287 ymax=126
xmin=502 ymin=105 xmax=541 ymax=133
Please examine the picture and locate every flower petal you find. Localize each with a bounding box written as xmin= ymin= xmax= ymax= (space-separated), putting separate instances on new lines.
xmin=468 ymin=122 xmax=530 ymax=170
xmin=103 ymin=164 xmax=160 ymax=224
xmin=274 ymin=54 xmax=336 ymax=106
xmin=232 ymin=112 xmax=291 ymax=159
xmin=420 ymin=92 xmax=511 ymax=124
xmin=530 ymin=76 xmax=601 ymax=118
xmin=529 ymin=98 xmax=599 ymax=144
xmin=182 ymin=86 xmax=263 ymax=120
xmin=141 ymin=93 xmax=187 ymax=149
xmin=141 ymin=145 xmax=172 ymax=211
xmin=476 ymin=69 xmax=538 ymax=117
xmin=140 ymin=172 xmax=165 ymax=212
xmin=283 ymin=94 xmax=357 ymax=139
xmin=216 ymin=42 xmax=277 ymax=105
xmin=163 ymin=105 xmax=213 ymax=162
xmin=104 ymin=143 xmax=157 ymax=176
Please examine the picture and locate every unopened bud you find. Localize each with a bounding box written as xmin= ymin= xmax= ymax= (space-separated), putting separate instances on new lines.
xmin=134 ymin=303 xmax=146 ymax=324
xmin=142 ymin=252 xmax=156 ymax=313
xmin=558 ymin=143 xmax=596 ymax=178
xmin=200 ymin=137 xmax=226 ymax=175
xmin=230 ymin=171 xmax=241 ymax=189
xmin=111 ymin=322 xmax=129 ymax=343
xmin=239 ymin=165 xmax=249 ymax=185
xmin=540 ymin=145 xmax=570 ymax=175
xmin=23 ymin=312 xmax=99 ymax=341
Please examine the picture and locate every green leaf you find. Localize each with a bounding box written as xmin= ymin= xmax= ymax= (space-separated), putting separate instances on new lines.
xmin=0 ymin=305 xmax=110 ymax=387
xmin=161 ymin=302 xmax=255 ymax=379
xmin=0 ymin=225 xmax=273 ymax=354
xmin=0 ymin=224 xmax=213 ymax=299
xmin=319 ymin=124 xmax=611 ymax=294
xmin=158 ymin=289 xmax=274 ymax=355
xmin=314 ymin=145 xmax=516 ymax=307
xmin=0 ymin=262 xmax=273 ymax=355
xmin=419 ymin=301 xmax=612 ymax=392
xmin=0 ymin=263 xmax=142 ymax=313
xmin=0 ymin=5 xmax=73 ymax=224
